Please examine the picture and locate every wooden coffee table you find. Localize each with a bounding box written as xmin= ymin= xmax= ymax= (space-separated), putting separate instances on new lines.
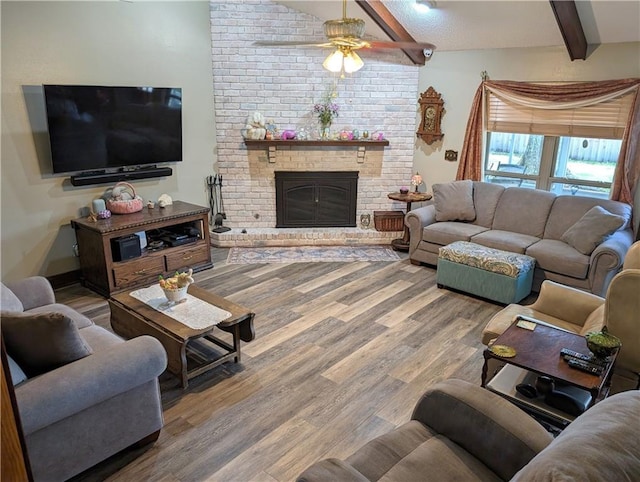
xmin=109 ymin=284 xmax=255 ymax=388
xmin=481 ymin=320 xmax=617 ymax=428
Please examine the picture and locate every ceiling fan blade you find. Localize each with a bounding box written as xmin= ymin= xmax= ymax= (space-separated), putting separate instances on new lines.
xmin=253 ymin=40 xmax=333 ymax=48
xmin=367 ymin=40 xmax=437 ymax=51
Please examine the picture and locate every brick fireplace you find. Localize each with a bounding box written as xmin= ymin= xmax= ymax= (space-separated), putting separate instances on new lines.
xmin=209 ymin=0 xmax=424 ymax=247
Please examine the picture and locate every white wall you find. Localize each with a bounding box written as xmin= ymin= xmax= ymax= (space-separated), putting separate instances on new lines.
xmin=415 ymin=42 xmax=640 ymax=190
xmin=1 ymin=1 xmax=216 ymax=282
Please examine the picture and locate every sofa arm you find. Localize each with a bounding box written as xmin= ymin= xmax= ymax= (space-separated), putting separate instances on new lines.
xmin=5 ymin=276 xmax=56 ymax=311
xmin=589 ymin=229 xmax=634 ymax=296
xmin=297 ymin=459 xmax=369 ymax=482
xmin=405 ymin=205 xmax=437 ymax=254
xmin=528 ymin=280 xmax=604 ymax=326
xmin=411 ymin=379 xmax=553 ymax=481
xmin=16 ymin=335 xmax=167 ymax=435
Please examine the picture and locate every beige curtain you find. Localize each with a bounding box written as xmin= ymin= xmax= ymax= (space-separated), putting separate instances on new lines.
xmin=456 ymin=79 xmax=640 ymax=204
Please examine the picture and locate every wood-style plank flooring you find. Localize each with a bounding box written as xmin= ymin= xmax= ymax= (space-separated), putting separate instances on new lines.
xmin=61 ymin=248 xmax=507 ymax=482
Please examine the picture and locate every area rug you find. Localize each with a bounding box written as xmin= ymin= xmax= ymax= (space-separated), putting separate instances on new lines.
xmin=226 ymin=245 xmax=401 ymax=264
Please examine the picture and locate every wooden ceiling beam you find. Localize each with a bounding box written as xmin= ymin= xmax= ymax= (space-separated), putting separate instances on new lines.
xmin=355 ymin=0 xmax=426 ymax=65
xmin=549 ymin=0 xmax=588 ymax=60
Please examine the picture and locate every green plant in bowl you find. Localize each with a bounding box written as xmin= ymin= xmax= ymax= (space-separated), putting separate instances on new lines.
xmin=585 ymin=326 xmax=621 ymax=359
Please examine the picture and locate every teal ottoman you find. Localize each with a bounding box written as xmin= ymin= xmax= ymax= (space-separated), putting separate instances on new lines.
xmin=437 ymin=241 xmax=535 ymax=304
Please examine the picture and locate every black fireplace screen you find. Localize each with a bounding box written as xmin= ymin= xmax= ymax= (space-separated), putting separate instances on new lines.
xmin=275 ymin=171 xmax=358 ymax=228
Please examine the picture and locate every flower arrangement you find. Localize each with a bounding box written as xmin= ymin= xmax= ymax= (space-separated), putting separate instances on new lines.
xmin=313 ymin=86 xmax=339 ymax=131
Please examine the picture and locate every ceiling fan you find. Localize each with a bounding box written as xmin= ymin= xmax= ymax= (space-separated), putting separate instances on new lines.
xmin=253 ymin=0 xmax=436 ymax=74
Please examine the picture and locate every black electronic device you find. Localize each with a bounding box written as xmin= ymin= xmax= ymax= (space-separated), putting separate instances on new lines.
xmin=159 ymin=234 xmax=198 ymax=247
xmin=111 ymin=234 xmax=141 ymax=261
xmin=515 ymin=383 xmax=538 ymax=398
xmin=566 ymin=358 xmax=604 ymax=376
xmin=43 ymin=85 xmax=182 ymax=184
xmin=560 ymin=348 xmax=607 ymax=366
xmin=544 ymin=385 xmax=592 ymax=416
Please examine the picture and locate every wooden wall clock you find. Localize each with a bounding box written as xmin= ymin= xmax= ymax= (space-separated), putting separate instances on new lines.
xmin=417 ymin=86 xmax=445 ymax=145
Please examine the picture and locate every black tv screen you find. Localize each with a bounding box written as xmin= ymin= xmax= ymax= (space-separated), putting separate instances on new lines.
xmin=43 ymin=85 xmax=182 ymax=174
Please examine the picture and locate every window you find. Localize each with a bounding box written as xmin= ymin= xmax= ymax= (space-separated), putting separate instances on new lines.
xmin=485 ymin=133 xmax=622 ymax=198
xmin=482 ymin=86 xmax=633 ymax=199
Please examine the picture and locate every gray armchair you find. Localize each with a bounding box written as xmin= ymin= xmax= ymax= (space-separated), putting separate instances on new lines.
xmin=1 ymin=276 xmax=167 ymax=482
xmin=297 ymin=379 xmax=640 ymax=481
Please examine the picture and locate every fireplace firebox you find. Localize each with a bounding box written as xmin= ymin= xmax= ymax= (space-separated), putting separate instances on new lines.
xmin=275 ymin=171 xmax=358 ymax=228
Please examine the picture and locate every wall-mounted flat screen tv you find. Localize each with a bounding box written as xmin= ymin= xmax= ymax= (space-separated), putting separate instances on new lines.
xmin=43 ymin=85 xmax=182 ymax=174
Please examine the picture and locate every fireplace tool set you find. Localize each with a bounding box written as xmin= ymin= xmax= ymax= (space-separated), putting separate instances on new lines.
xmin=207 ymin=174 xmax=231 ymax=233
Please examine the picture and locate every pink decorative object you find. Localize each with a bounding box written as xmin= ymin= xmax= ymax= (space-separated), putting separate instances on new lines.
xmin=97 ymin=210 xmax=111 ymax=219
xmin=372 ymin=132 xmax=385 ymax=141
xmin=281 ymin=130 xmax=296 ymax=140
xmin=105 ymin=182 xmax=144 ymax=214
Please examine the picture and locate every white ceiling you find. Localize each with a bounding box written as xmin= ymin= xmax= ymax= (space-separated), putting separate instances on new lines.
xmin=275 ymin=0 xmax=640 ymax=52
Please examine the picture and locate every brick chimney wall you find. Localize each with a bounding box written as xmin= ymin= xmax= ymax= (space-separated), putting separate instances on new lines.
xmin=210 ymin=0 xmax=420 ymax=232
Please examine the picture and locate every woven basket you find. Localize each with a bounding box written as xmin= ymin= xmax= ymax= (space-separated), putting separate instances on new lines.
xmin=106 ymin=182 xmax=144 ymax=214
xmin=374 ymin=210 xmax=404 ymax=232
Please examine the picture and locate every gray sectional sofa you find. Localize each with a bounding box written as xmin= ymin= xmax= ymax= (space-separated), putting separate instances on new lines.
xmin=1 ymin=276 xmax=167 ymax=482
xmin=406 ymin=181 xmax=634 ymax=296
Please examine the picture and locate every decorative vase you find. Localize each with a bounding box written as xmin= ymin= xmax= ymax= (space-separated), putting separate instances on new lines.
xmin=320 ymin=121 xmax=331 ymax=139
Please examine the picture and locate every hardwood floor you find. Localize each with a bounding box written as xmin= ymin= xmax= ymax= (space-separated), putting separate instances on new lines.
xmin=61 ymin=248 xmax=505 ymax=482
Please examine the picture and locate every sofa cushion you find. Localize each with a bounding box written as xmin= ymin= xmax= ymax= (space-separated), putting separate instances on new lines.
xmin=512 ymin=390 xmax=640 ymax=481
xmin=423 ymin=223 xmax=489 ymax=246
xmin=1 ymin=312 xmax=93 ymax=377
xmin=470 ymin=230 xmax=540 ymax=254
xmin=492 ymin=188 xmax=556 ymax=237
xmin=526 ymin=240 xmax=590 ymax=279
xmin=346 ymin=420 xmax=435 ymax=481
xmin=1 ymin=282 xmax=24 ymax=312
xmin=544 ymin=196 xmax=631 ymax=240
xmin=561 ymin=205 xmax=626 ymax=255
xmin=79 ymin=325 xmax=124 ymax=352
xmin=472 ymin=182 xmax=506 ymax=228
xmin=378 ymin=435 xmax=501 ymax=482
xmin=432 ymin=180 xmax=476 ymax=222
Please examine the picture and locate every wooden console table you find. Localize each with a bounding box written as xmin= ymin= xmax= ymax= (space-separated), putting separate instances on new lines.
xmin=71 ymin=201 xmax=212 ymax=297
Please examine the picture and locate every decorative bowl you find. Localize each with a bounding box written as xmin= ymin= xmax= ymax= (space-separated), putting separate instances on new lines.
xmin=585 ymin=326 xmax=621 ymax=358
xmin=162 ymin=285 xmax=188 ymax=303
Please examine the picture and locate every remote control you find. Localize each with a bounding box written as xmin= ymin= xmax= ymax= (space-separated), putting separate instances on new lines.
xmin=560 ymin=348 xmax=606 ymax=366
xmin=567 ymin=358 xmax=604 ymax=376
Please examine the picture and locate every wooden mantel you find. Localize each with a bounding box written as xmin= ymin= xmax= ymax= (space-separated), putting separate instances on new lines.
xmin=243 ymin=139 xmax=390 ymax=163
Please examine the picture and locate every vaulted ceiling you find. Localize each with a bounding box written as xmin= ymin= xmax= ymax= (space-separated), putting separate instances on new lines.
xmin=276 ymin=0 xmax=640 ymax=59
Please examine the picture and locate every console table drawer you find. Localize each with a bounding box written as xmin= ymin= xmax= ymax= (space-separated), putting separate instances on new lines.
xmin=166 ymin=244 xmax=210 ymax=272
xmin=113 ymin=256 xmax=165 ymax=288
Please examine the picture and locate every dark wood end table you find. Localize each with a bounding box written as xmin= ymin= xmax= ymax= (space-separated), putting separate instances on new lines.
xmin=109 ymin=284 xmax=255 ymax=388
xmin=482 ymin=321 xmax=617 ymax=427
xmin=387 ymin=191 xmax=432 ymax=251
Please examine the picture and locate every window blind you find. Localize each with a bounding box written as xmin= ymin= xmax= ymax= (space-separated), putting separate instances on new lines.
xmin=486 ymin=90 xmax=635 ymax=139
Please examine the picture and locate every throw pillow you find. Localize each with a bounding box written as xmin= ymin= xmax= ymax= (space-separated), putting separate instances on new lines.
xmin=432 ymin=180 xmax=476 ymax=222
xmin=561 ymin=206 xmax=626 ymax=255
xmin=1 ymin=312 xmax=92 ymax=377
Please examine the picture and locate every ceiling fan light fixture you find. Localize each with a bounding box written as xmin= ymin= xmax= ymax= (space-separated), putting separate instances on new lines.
xmin=343 ymin=50 xmax=364 ymax=73
xmin=323 ymin=49 xmax=345 ymax=73
xmin=415 ymin=0 xmax=436 ymax=12
xmin=324 ymin=18 xmax=366 ymax=40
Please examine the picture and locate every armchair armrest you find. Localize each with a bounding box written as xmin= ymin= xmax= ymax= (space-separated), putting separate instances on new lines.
xmin=16 ymin=335 xmax=167 ymax=435
xmin=405 ymin=205 xmax=437 ymax=254
xmin=528 ymin=280 xmax=604 ymax=326
xmin=589 ymin=229 xmax=634 ymax=296
xmin=5 ymin=276 xmax=56 ymax=311
xmin=411 ymin=379 xmax=553 ymax=481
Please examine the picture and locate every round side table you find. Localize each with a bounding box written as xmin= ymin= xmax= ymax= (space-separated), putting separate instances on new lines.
xmin=387 ymin=191 xmax=432 ymax=251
